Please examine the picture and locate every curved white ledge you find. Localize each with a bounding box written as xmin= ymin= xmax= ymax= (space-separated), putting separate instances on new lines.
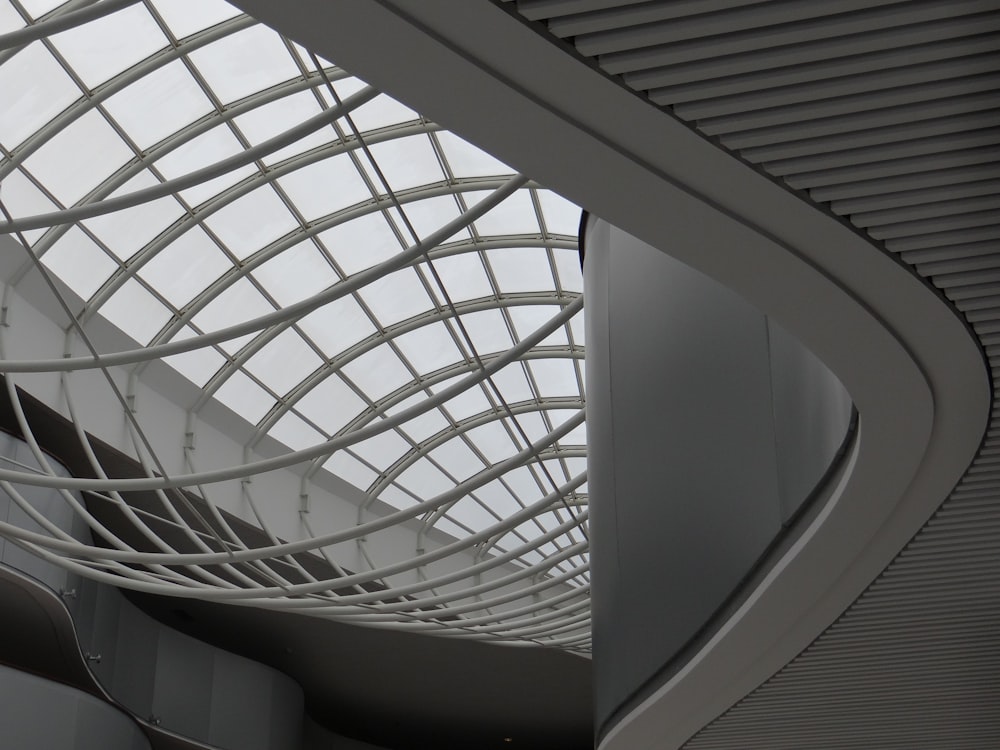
xmin=224 ymin=1 xmax=989 ymax=746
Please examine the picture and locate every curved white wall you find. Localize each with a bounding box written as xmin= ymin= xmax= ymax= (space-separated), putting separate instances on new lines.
xmin=585 ymin=219 xmax=853 ymax=733
xmin=0 ymin=663 xmax=150 ymax=750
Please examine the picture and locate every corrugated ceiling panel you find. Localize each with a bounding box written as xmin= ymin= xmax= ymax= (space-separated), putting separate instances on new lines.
xmin=506 ymin=0 xmax=1000 ymax=745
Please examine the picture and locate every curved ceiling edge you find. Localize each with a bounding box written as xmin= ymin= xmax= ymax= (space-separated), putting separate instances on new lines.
xmin=220 ymin=2 xmax=990 ymax=748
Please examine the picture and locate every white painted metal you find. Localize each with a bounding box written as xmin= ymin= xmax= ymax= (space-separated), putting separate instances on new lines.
xmin=0 ymin=0 xmax=589 ymax=650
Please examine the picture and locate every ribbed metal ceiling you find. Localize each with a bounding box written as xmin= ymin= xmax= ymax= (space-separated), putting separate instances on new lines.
xmin=502 ymin=0 xmax=1000 ymax=746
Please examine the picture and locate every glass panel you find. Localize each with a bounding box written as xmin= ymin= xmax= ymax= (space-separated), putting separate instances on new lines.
xmin=40 ymin=226 xmax=118 ymax=300
xmin=501 ymin=465 xmax=544 ymax=503
xmin=421 ymin=252 xmax=493 ymax=302
xmin=99 ymin=277 xmax=172 ymax=344
xmin=434 ymin=516 xmax=470 ymax=539
xmin=232 ymin=89 xmax=329 ymax=165
xmin=511 ymin=411 xmax=549 ymax=444
xmin=475 ymin=480 xmax=523 ymax=517
xmin=454 ymin=309 xmax=512 ymax=355
xmin=191 ymin=276 xmax=273 ymax=353
xmin=435 ymin=378 xmax=491 ymax=422
xmin=508 ymin=305 xmax=568 ymax=347
xmin=446 ymin=497 xmax=499 ymax=533
xmin=294 ymin=374 xmax=367 ymax=435
xmin=139 ymin=225 xmax=232 ymax=308
xmin=0 ymin=41 xmax=80 ymax=149
xmin=244 ymin=329 xmax=322 ymax=396
xmin=188 ymin=24 xmax=300 ymax=104
xmin=568 ymin=308 xmax=585 ymax=344
xmin=324 ymin=451 xmax=377 ymax=492
xmin=429 ymin=438 xmax=485 ymax=481
xmin=338 ymin=92 xmax=417 ymax=132
xmin=215 ymin=370 xmax=275 ymax=424
xmin=161 ymin=326 xmax=225 ymax=385
xmin=395 ymin=457 xmax=453 ymax=498
xmin=327 ymin=75 xmax=366 ymax=100
xmin=268 ymin=411 xmax=323 ymax=451
xmin=559 ymin=421 xmax=587 ymax=447
xmin=51 ymin=4 xmax=167 ymax=88
xmin=103 ymin=60 xmax=214 ymax=149
xmin=322 ymin=211 xmax=402 ymax=276
xmin=487 ymin=247 xmax=553 ymax=293
xmin=153 ymin=124 xmax=257 ymax=208
xmin=546 ymin=408 xmax=579 ymax=430
xmin=357 ymin=267 xmax=433 ymax=327
xmin=253 ymin=241 xmax=338 ymax=306
xmin=351 ymin=429 xmax=412 ymax=468
xmin=465 ymin=421 xmax=517 ymax=465
xmin=553 ymin=248 xmax=583 ymax=294
xmin=390 ymin=195 xmax=467 ymax=243
xmin=22 ymin=108 xmax=133 ymax=206
xmin=538 ymin=189 xmax=581 ymax=235
xmin=298 ymin=294 xmax=376 ymax=357
xmin=469 ymin=189 xmax=540 ymax=236
xmin=83 ymin=171 xmax=184 ymax=260
xmin=377 ymin=483 xmax=417 ymax=510
xmin=18 ymin=0 xmax=64 ymax=17
xmin=561 ymin=456 xmax=587 ymax=479
xmin=0 ymin=3 xmax=25 ymax=33
xmin=0 ymin=169 xmax=58 ymax=226
xmin=278 ymin=152 xmax=371 ymax=220
xmin=528 ymin=358 xmax=579 ymax=397
xmin=340 ymin=344 xmax=413 ymax=402
xmin=203 ymin=185 xmax=298 ymax=260
xmin=499 ymin=535 xmax=540 ymax=563
xmin=155 ymin=0 xmax=243 ymax=41
xmin=436 ymin=131 xmax=512 ymax=177
xmin=397 ymin=406 xmax=450 ymax=444
xmin=540 ymin=457 xmax=570 ymax=484
xmin=487 ymin=363 xmax=534 ymax=404
xmin=394 ymin=323 xmax=463 ymax=375
xmin=362 ymin=134 xmax=444 ymax=192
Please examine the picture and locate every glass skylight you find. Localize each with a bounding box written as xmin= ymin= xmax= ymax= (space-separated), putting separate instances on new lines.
xmin=0 ymin=0 xmax=588 ymax=650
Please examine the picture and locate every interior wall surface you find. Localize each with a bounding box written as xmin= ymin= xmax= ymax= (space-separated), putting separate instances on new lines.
xmin=585 ymin=219 xmax=852 ymax=734
xmin=0 ymin=431 xmax=305 ymax=750
xmin=0 ymin=663 xmax=151 ymax=750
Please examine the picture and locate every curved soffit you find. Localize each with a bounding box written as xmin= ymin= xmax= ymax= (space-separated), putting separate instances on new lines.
xmin=502 ymin=1 xmax=1000 ymax=747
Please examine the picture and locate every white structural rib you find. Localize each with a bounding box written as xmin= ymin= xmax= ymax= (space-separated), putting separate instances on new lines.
xmin=0 ymin=0 xmax=589 ymax=650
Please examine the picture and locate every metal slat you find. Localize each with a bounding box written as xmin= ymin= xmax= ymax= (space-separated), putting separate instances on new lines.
xmin=513 ymin=0 xmax=646 ymax=22
xmin=573 ymin=0 xmax=912 ymax=57
xmin=674 ymin=54 xmax=1000 ymax=121
xmin=719 ymin=92 xmax=1000 ymax=150
xmin=785 ymin=144 xmax=1000 ymax=190
xmin=547 ymin=0 xmax=770 ymax=39
xmin=627 ymin=13 xmax=1000 ymax=90
xmin=599 ymin=0 xmax=991 ymax=75
xmin=638 ymin=31 xmax=1000 ymax=101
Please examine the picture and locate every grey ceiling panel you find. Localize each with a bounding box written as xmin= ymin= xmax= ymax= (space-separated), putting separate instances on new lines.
xmin=505 ymin=0 xmax=1000 ymax=745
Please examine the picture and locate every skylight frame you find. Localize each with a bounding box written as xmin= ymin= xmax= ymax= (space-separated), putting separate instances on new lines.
xmin=0 ymin=0 xmax=590 ymax=650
